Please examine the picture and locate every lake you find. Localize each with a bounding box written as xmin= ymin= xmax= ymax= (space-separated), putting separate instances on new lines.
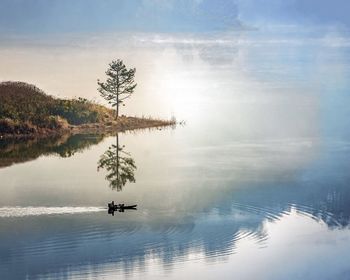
xmin=1 ymin=28 xmax=350 ymax=279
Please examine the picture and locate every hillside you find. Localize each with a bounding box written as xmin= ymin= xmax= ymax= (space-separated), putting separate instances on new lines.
xmin=0 ymin=81 xmax=175 ymax=137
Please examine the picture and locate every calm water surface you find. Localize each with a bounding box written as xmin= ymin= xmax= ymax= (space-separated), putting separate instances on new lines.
xmin=1 ymin=29 xmax=350 ymax=279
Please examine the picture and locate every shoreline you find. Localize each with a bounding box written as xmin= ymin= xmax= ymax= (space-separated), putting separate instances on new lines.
xmin=0 ymin=116 xmax=176 ymax=139
xmin=0 ymin=81 xmax=177 ymax=139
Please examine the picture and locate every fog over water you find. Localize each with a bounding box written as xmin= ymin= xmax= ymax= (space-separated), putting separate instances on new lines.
xmin=1 ymin=1 xmax=350 ymax=279
xmin=1 ymin=26 xmax=350 ymax=279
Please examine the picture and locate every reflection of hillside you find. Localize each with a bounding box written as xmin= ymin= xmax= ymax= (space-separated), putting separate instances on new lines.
xmin=2 ymin=140 xmax=350 ymax=278
xmin=0 ymin=134 xmax=105 ymax=168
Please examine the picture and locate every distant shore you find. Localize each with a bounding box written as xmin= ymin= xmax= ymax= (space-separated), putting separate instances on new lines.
xmin=0 ymin=81 xmax=176 ymax=138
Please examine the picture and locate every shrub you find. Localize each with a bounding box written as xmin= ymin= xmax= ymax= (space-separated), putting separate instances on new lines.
xmin=0 ymin=118 xmax=37 ymax=134
xmin=0 ymin=81 xmax=114 ymax=131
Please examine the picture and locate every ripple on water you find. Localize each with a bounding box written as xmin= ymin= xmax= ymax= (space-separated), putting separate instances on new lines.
xmin=0 ymin=202 xmax=340 ymax=279
xmin=289 ymin=203 xmax=342 ymax=227
xmin=230 ymin=201 xmax=340 ymax=226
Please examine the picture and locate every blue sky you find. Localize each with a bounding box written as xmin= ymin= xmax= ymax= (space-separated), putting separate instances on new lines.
xmin=0 ymin=0 xmax=349 ymax=34
xmin=0 ymin=0 xmax=239 ymax=34
xmin=238 ymin=0 xmax=350 ymax=28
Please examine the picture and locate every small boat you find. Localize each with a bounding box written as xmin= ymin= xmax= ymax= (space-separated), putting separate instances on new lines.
xmin=108 ymin=201 xmax=137 ymax=210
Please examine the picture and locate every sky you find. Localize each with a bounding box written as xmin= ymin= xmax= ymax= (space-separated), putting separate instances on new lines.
xmin=0 ymin=0 xmax=349 ymax=35
xmin=237 ymin=0 xmax=350 ymax=28
xmin=0 ymin=0 xmax=239 ymax=34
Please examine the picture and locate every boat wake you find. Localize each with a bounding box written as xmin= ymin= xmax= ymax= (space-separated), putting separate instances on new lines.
xmin=0 ymin=206 xmax=105 ymax=218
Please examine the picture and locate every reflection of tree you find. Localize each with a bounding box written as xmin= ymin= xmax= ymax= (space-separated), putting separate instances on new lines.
xmin=97 ymin=134 xmax=136 ymax=191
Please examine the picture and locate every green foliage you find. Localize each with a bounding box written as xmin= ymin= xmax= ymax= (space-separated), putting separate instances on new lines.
xmin=0 ymin=82 xmax=55 ymax=123
xmin=0 ymin=81 xmax=114 ymax=132
xmin=0 ymin=118 xmax=37 ymax=134
xmin=53 ymin=99 xmax=99 ymax=125
xmin=98 ymin=59 xmax=137 ymax=118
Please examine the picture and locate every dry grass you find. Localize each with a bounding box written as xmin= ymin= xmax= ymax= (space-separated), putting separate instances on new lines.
xmin=0 ymin=81 xmax=176 ymax=137
xmin=70 ymin=116 xmax=176 ymax=134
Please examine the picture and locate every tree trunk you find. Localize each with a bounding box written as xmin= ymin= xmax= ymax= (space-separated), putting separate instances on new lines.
xmin=116 ymin=70 xmax=119 ymax=120
xmin=116 ymin=96 xmax=119 ymax=120
xmin=116 ymin=134 xmax=119 ymax=185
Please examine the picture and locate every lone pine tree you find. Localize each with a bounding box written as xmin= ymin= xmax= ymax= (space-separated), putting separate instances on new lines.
xmin=98 ymin=59 xmax=137 ymax=119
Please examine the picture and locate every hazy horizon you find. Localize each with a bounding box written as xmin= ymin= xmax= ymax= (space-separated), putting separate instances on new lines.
xmin=1 ymin=1 xmax=350 ymax=279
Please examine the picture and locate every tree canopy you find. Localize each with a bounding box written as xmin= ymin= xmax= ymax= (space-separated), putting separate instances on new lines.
xmin=98 ymin=59 xmax=137 ymax=119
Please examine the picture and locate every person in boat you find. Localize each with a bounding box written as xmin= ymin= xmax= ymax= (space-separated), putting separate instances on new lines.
xmin=108 ymin=201 xmax=116 ymax=210
xmin=108 ymin=202 xmax=125 ymax=209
